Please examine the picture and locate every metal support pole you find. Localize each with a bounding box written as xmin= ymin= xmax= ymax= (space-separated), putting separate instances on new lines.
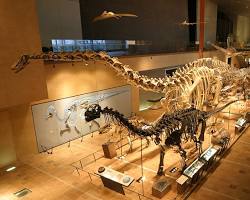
xmin=79 ymin=160 xmax=83 ymax=169
xmin=199 ymin=0 xmax=205 ymax=58
xmin=75 ymin=167 xmax=80 ymax=176
xmin=140 ymin=138 xmax=144 ymax=195
xmin=120 ymin=131 xmax=123 ymax=158
xmin=93 ymin=153 xmax=96 ymax=162
xmin=88 ymin=172 xmax=93 ymax=181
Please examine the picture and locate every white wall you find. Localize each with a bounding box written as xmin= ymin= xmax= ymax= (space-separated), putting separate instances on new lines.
xmin=236 ymin=15 xmax=250 ymax=44
xmin=36 ymin=0 xmax=82 ymax=47
xmin=121 ymin=50 xmax=224 ymax=72
xmin=197 ymin=0 xmax=218 ymax=47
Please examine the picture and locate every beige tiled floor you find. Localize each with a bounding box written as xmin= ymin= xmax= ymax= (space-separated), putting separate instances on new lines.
xmin=189 ymin=129 xmax=250 ymax=200
xmin=0 ymin=107 xmax=250 ymax=200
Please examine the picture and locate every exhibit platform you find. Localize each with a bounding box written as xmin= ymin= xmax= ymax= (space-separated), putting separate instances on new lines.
xmin=1 ymin=99 xmax=248 ymax=200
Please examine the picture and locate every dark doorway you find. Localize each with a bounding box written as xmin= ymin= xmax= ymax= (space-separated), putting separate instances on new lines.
xmin=188 ymin=0 xmax=197 ymax=45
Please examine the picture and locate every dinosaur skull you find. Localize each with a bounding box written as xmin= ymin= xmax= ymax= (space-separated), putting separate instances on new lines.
xmin=85 ymin=104 xmax=102 ymax=122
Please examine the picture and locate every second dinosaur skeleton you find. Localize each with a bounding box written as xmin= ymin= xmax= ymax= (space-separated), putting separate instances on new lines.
xmin=208 ymin=41 xmax=249 ymax=58
xmin=12 ymin=51 xmax=250 ymax=112
xmin=84 ymin=101 xmax=236 ymax=175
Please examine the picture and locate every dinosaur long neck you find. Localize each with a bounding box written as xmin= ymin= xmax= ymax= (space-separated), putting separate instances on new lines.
xmin=13 ymin=51 xmax=165 ymax=93
xmin=13 ymin=51 xmax=229 ymax=94
xmin=101 ymin=107 xmax=153 ymax=137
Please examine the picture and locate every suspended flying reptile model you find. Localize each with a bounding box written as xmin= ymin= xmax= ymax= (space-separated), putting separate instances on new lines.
xmin=179 ymin=18 xmax=207 ymax=26
xmin=92 ymin=10 xmax=138 ymax=22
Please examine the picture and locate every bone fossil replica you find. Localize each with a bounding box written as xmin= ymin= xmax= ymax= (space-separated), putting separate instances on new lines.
xmin=84 ymin=101 xmax=236 ymax=175
xmin=179 ymin=18 xmax=207 ymax=26
xmin=12 ymin=51 xmax=249 ymax=112
xmin=208 ymin=41 xmax=249 ymax=58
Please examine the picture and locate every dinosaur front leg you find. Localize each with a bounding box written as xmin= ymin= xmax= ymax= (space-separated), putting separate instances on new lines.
xmin=157 ymin=145 xmax=165 ymax=176
xmin=213 ymin=77 xmax=222 ymax=105
xmin=178 ymin=145 xmax=187 ymax=172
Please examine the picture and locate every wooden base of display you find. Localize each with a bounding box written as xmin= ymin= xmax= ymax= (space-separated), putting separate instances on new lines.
xmin=102 ymin=142 xmax=117 ymax=159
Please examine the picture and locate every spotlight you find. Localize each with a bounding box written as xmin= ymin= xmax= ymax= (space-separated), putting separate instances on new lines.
xmin=6 ymin=166 xmax=16 ymax=172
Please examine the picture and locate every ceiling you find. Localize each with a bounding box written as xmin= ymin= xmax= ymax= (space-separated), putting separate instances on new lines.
xmin=212 ymin=0 xmax=250 ymax=17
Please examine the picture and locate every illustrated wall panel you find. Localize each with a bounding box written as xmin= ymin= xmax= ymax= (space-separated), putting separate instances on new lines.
xmin=32 ymin=85 xmax=131 ymax=152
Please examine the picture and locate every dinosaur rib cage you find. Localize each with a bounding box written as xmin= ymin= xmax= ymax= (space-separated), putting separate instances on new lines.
xmin=101 ymin=106 xmax=204 ymax=145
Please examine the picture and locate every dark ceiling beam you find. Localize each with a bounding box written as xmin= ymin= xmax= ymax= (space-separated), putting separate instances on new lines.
xmin=212 ymin=0 xmax=250 ymax=17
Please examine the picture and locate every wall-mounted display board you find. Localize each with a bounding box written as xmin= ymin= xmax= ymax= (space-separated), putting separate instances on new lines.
xmin=32 ymin=85 xmax=131 ymax=152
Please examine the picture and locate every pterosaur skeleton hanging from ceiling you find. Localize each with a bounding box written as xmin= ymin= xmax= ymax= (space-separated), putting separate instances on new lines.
xmin=178 ymin=18 xmax=207 ymax=26
xmin=84 ymin=101 xmax=236 ymax=175
xmin=92 ymin=10 xmax=138 ymax=22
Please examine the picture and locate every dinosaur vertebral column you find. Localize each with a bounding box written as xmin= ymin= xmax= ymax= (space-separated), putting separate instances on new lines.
xmin=12 ymin=51 xmax=249 ymax=112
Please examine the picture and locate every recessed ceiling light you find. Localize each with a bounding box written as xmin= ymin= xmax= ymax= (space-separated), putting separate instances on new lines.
xmin=6 ymin=166 xmax=16 ymax=172
xmin=14 ymin=188 xmax=32 ymax=198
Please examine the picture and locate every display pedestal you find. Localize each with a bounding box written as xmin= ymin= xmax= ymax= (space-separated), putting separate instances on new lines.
xmin=183 ymin=159 xmax=205 ymax=184
xmin=245 ymin=112 xmax=250 ymax=122
xmin=152 ymin=178 xmax=171 ymax=198
xmin=97 ymin=167 xmax=134 ymax=195
xmin=235 ymin=117 xmax=248 ymax=134
xmin=199 ymin=146 xmax=219 ymax=170
xmin=100 ymin=176 xmax=125 ymax=195
xmin=102 ymin=142 xmax=117 ymax=159
xmin=176 ymin=175 xmax=189 ymax=194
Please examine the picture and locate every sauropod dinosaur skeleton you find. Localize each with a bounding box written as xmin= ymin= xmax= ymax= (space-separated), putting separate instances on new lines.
xmin=207 ymin=41 xmax=249 ymax=58
xmin=12 ymin=51 xmax=249 ymax=112
xmin=84 ymin=101 xmax=236 ymax=175
xmin=85 ymin=101 xmax=236 ymax=175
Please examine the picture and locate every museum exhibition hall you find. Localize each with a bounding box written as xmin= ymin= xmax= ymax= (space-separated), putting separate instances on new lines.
xmin=0 ymin=0 xmax=250 ymax=199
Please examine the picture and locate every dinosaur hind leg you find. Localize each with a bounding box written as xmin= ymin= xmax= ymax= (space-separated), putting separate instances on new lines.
xmin=192 ymin=136 xmax=202 ymax=157
xmin=157 ymin=145 xmax=165 ymax=176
